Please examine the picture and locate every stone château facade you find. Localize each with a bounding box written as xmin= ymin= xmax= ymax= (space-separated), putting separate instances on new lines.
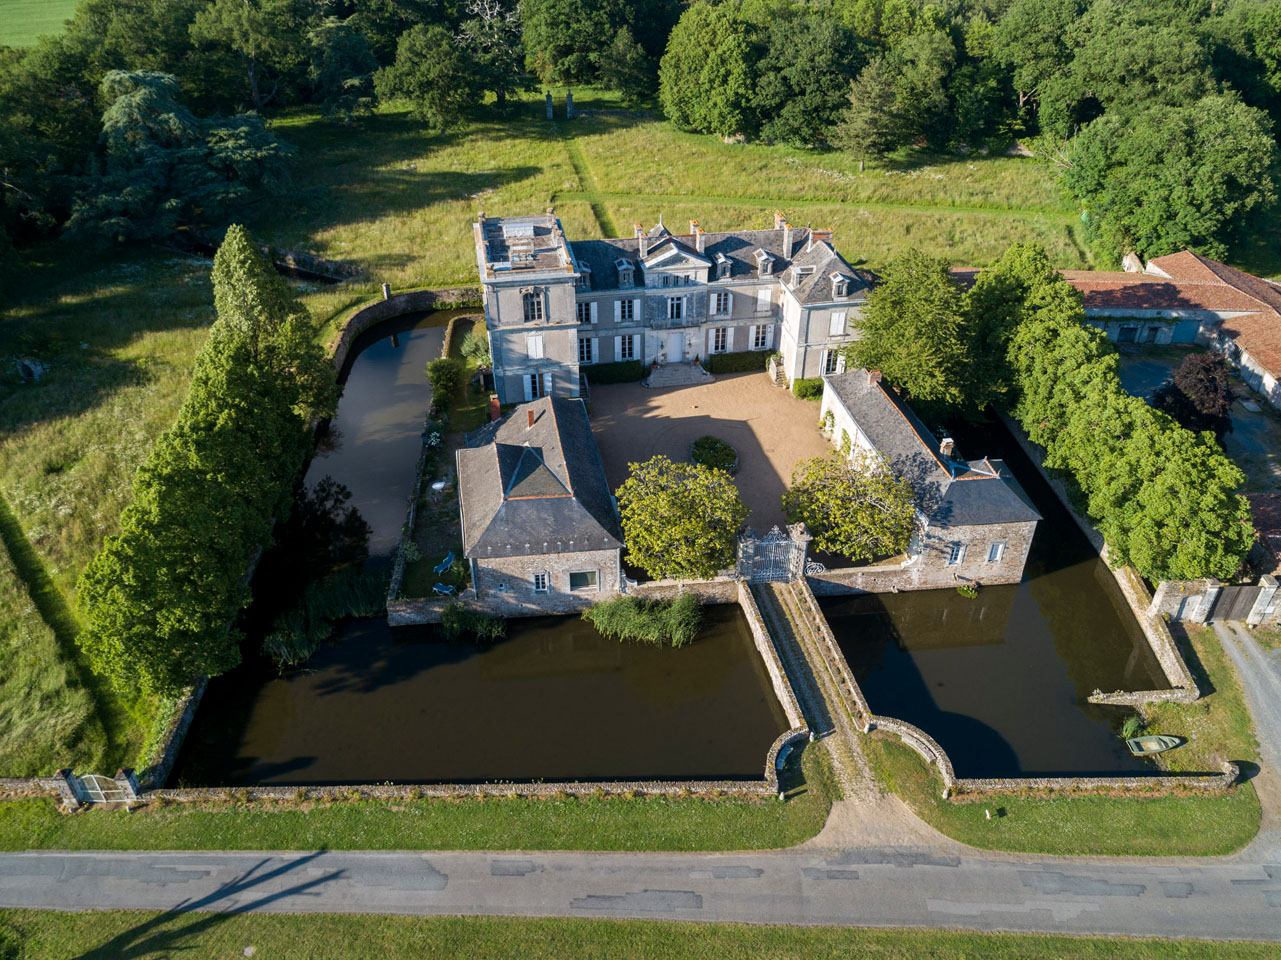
xmin=473 ymin=211 xmax=871 ymax=402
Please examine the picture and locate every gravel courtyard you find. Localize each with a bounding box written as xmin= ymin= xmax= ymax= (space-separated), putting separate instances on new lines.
xmin=588 ymin=371 xmax=833 ymax=532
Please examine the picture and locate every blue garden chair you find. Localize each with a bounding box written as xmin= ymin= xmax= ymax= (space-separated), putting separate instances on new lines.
xmin=433 ymin=551 xmax=455 ymax=575
xmin=432 ymin=583 xmax=456 ymax=596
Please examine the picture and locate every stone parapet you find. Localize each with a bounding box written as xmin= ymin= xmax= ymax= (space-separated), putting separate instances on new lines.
xmin=952 ymin=761 xmax=1239 ymax=797
xmin=737 ymin=581 xmax=806 ymax=730
xmin=138 ymin=679 xmax=208 ymax=790
xmin=329 ymin=286 xmax=483 ymax=371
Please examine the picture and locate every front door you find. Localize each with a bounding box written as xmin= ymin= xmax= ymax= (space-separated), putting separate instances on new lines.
xmin=667 ymin=332 xmax=683 ymax=362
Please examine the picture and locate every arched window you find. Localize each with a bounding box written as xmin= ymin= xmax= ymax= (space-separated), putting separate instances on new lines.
xmin=523 ymin=290 xmax=543 ymax=322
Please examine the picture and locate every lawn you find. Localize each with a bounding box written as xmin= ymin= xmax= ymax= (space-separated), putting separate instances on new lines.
xmin=4 ymin=911 xmax=1279 ymax=960
xmin=0 ymin=742 xmax=835 ymax=853
xmin=0 ymin=0 xmax=76 ymax=47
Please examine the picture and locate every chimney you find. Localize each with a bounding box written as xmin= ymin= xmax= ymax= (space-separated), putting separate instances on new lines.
xmin=782 ymin=221 xmax=793 ymax=259
xmin=940 ymin=437 xmax=955 ymax=458
xmin=868 ymin=369 xmax=882 ymax=384
xmin=689 ymin=218 xmax=699 ymax=235
xmin=527 ymin=409 xmax=535 ymax=430
xmin=695 ymin=227 xmax=705 ymax=254
xmin=774 ymin=211 xmax=785 ymax=229
xmin=639 ymin=234 xmax=648 ymax=258
xmin=634 ymin=223 xmax=644 ymax=238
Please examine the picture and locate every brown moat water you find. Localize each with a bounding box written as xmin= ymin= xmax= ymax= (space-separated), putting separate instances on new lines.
xmin=171 ymin=314 xmax=788 ymax=786
xmin=821 ymin=417 xmax=1169 ymax=779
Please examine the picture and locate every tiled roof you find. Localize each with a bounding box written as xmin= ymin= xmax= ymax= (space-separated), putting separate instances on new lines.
xmin=1061 ymin=272 xmax=1266 ymax=313
xmin=458 ymin=397 xmax=622 ymax=558
xmin=824 ymin=369 xmax=1040 ymax=528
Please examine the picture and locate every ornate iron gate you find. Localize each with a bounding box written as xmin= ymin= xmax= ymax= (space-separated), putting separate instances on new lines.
xmin=737 ymin=524 xmax=811 ymax=583
xmin=76 ymin=774 xmax=127 ymax=805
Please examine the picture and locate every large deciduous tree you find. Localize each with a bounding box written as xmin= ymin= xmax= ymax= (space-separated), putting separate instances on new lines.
xmin=615 ymin=455 xmax=749 ymax=580
xmin=76 ymin=224 xmax=335 ymax=696
xmin=783 ymin=452 xmax=916 ymax=561
xmin=308 ymin=17 xmax=379 ymax=123
xmin=1062 ymin=92 xmax=1277 ymax=262
xmin=659 ymin=2 xmax=758 ymax=139
xmin=844 ymin=248 xmax=971 ymax=413
xmin=374 ymin=23 xmax=482 ymax=129
xmin=458 ymin=0 xmax=526 ymax=109
xmin=1152 ymin=351 xmax=1235 ymax=440
xmin=190 ymin=0 xmax=311 ymax=112
xmin=66 ymin=71 xmax=295 ymax=243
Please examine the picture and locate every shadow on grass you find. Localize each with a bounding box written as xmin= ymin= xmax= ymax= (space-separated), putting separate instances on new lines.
xmin=70 ymin=850 xmax=341 ymax=960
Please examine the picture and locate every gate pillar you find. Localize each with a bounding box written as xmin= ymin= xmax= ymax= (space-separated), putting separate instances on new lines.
xmin=52 ymin=769 xmax=81 ymax=810
xmin=1191 ymin=579 xmax=1222 ymax=623
xmin=1247 ymin=575 xmax=1279 ymax=626
xmin=114 ymin=768 xmax=141 ymax=801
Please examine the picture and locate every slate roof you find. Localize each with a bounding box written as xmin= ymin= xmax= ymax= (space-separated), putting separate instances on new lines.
xmin=457 ymin=397 xmax=622 ymax=559
xmin=824 ymin=369 xmax=1040 ymax=528
xmin=569 ymin=224 xmax=871 ymax=302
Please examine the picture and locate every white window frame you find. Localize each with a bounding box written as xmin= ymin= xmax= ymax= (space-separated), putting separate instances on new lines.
xmin=532 ymin=572 xmax=549 ymax=592
xmin=714 ymin=290 xmax=732 ymax=315
xmin=753 ymin=324 xmax=768 ymax=350
xmin=946 ymin=543 xmax=966 ymax=565
xmin=618 ymin=298 xmax=635 ymax=322
xmin=987 ymin=541 xmax=1007 ymax=564
xmin=524 ymin=372 xmax=546 ymax=401
xmin=713 ymin=327 xmax=728 ymax=353
xmin=668 ymin=296 xmax=684 ymax=320
xmin=616 ymin=334 xmax=636 ymax=361
xmin=569 ymin=570 xmax=599 ymax=592
xmin=829 ymin=310 xmax=847 ymax=338
xmin=822 ymin=348 xmax=840 ymax=375
xmin=577 ymin=302 xmax=589 ymax=324
xmin=522 ymin=291 xmax=543 ymax=323
xmin=578 ymin=337 xmax=595 ymax=364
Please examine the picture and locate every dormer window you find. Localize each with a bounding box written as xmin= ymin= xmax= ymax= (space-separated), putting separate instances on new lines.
xmin=832 ymin=273 xmax=849 ymax=298
xmin=715 ymin=252 xmax=731 ymax=280
xmin=576 ymin=263 xmax=592 ymax=291
xmin=755 ymin=249 xmax=775 ymax=276
xmin=616 ymin=258 xmax=634 ymax=289
xmin=790 ymin=265 xmax=815 ymax=286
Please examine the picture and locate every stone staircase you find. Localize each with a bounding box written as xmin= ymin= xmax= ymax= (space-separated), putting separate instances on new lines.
xmin=641 ymin=362 xmax=714 ymax=389
xmin=752 ymin=581 xmax=879 ymax=803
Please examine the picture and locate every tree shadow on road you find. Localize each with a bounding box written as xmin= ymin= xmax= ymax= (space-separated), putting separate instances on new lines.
xmin=70 ymin=850 xmax=341 ymax=959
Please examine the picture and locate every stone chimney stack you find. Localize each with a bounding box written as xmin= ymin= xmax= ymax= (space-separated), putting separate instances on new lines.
xmin=940 ymin=437 xmax=955 ymax=458
xmin=695 ymin=227 xmax=705 ymax=254
xmin=639 ymin=234 xmax=648 ymax=258
xmin=527 ymin=409 xmax=535 ymax=430
xmin=868 ymin=369 xmax=882 ymax=384
xmin=634 ymin=223 xmax=644 ymax=238
xmin=689 ymin=218 xmax=699 ymax=235
xmin=782 ymin=221 xmax=793 ymax=259
xmin=774 ymin=211 xmax=786 ymax=229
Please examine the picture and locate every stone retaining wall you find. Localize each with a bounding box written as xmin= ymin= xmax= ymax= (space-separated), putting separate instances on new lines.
xmin=0 ymin=777 xmax=59 ymax=800
xmin=951 ymin=761 xmax=1240 ymax=797
xmin=998 ymin=412 xmax=1199 ymax=706
xmin=138 ymin=679 xmax=208 ymax=790
xmin=737 ymin=581 xmax=807 ymax=731
xmin=329 ymin=286 xmax=482 ymax=371
xmin=628 ymin=576 xmax=740 ymax=604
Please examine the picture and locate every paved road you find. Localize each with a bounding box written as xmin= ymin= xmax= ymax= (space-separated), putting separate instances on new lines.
xmin=2 ymin=623 xmax=1280 ymax=940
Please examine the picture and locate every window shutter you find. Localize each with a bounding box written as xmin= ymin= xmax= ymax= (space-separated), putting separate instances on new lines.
xmin=708 ymin=291 xmax=716 ymax=314
xmin=681 ymin=296 xmax=687 ymax=319
xmin=613 ymin=335 xmax=621 ymax=360
xmin=749 ymin=325 xmax=757 ymax=349
xmin=591 ymin=337 xmax=598 ymax=362
xmin=727 ymin=292 xmax=734 ymax=315
xmin=765 ymin=323 xmax=774 ymax=349
xmin=590 ymin=302 xmax=598 ymax=324
xmin=632 ymin=298 xmax=641 ymax=322
xmin=707 ymin=329 xmax=715 ymax=354
xmin=613 ymin=300 xmax=621 ymax=322
xmin=837 ymin=351 xmax=846 ymax=373
xmin=523 ymin=375 xmax=533 ymax=402
xmin=527 ymin=334 xmax=544 ymax=359
xmin=727 ymin=327 xmax=734 ymax=351
xmin=757 ymin=288 xmax=771 ymax=310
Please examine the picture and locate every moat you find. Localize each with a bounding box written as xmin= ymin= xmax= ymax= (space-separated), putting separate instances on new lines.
xmin=170 ymin=313 xmax=789 ymax=786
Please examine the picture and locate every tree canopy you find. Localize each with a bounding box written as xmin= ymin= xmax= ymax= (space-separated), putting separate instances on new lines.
xmin=374 ymin=23 xmax=482 ymax=129
xmin=659 ymin=2 xmax=758 ymax=139
xmin=844 ymin=248 xmax=971 ymax=413
xmin=782 ymin=452 xmax=916 ymax=561
xmin=76 ymin=224 xmax=335 ymax=696
xmin=614 ymin=455 xmax=749 ymax=580
xmin=1152 ymin=351 xmax=1235 ymax=440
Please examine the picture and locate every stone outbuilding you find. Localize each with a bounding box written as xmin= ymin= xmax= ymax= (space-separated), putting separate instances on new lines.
xmin=820 ymin=369 xmax=1040 ymax=585
xmin=457 ymin=395 xmax=623 ymax=611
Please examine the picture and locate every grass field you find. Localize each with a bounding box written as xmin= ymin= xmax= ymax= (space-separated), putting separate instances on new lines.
xmin=3 ymin=910 xmax=1279 ymax=960
xmin=865 ymin=619 xmax=1263 ymax=857
xmin=0 ymin=0 xmax=76 ymax=47
xmin=0 ymin=742 xmax=835 ymax=853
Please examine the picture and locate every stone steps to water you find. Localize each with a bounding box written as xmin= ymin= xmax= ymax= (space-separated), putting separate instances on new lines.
xmin=751 ymin=582 xmax=879 ymax=803
xmin=641 ymin=362 xmax=714 ymax=389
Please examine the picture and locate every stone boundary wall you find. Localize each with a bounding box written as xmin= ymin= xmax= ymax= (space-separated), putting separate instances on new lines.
xmin=997 ymin=412 xmax=1199 ymax=706
xmin=137 ymin=679 xmax=208 ymax=790
xmin=328 ymin=286 xmax=482 ymax=372
xmin=628 ymin=576 xmax=739 ymax=604
xmin=0 ymin=777 xmax=59 ymax=800
xmin=1149 ymin=576 xmax=1280 ymax=628
xmin=737 ymin=581 xmax=807 ymax=731
xmin=951 ymin=761 xmax=1240 ymax=797
xmin=765 ymin=729 xmax=812 ymax=791
xmin=386 ymin=435 xmax=432 ymax=605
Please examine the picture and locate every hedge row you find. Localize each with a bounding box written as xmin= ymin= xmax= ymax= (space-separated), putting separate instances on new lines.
xmin=704 ymin=349 xmax=771 ymax=374
xmin=586 ymin=360 xmax=646 ymax=383
xmin=792 ymin=377 xmax=824 ymax=400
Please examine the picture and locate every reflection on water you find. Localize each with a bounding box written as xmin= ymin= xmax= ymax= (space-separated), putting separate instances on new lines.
xmin=173 ymin=604 xmax=789 ymax=785
xmin=172 ymin=313 xmax=788 ymax=785
xmin=821 ymin=416 xmax=1169 ymax=778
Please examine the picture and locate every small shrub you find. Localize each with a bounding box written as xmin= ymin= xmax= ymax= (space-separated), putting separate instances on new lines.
xmin=460 ymin=327 xmax=490 ymax=366
xmin=956 ymin=583 xmax=978 ymax=599
xmin=704 ymin=349 xmax=771 ymax=374
xmin=690 ymin=435 xmax=737 ymax=473
xmin=441 ymin=602 xmax=506 ymax=644
xmin=426 ymin=357 xmax=464 ymax=409
xmin=586 ymin=359 xmax=645 ymax=383
xmin=792 ymin=377 xmax=824 ymax=400
xmin=263 ymin=567 xmax=389 ymax=667
xmin=400 ymin=540 xmax=422 ymax=563
xmin=820 ymin=410 xmax=834 ymax=434
xmin=582 ymin=592 xmax=703 ymax=647
xmin=1121 ymin=714 xmax=1146 ymax=740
